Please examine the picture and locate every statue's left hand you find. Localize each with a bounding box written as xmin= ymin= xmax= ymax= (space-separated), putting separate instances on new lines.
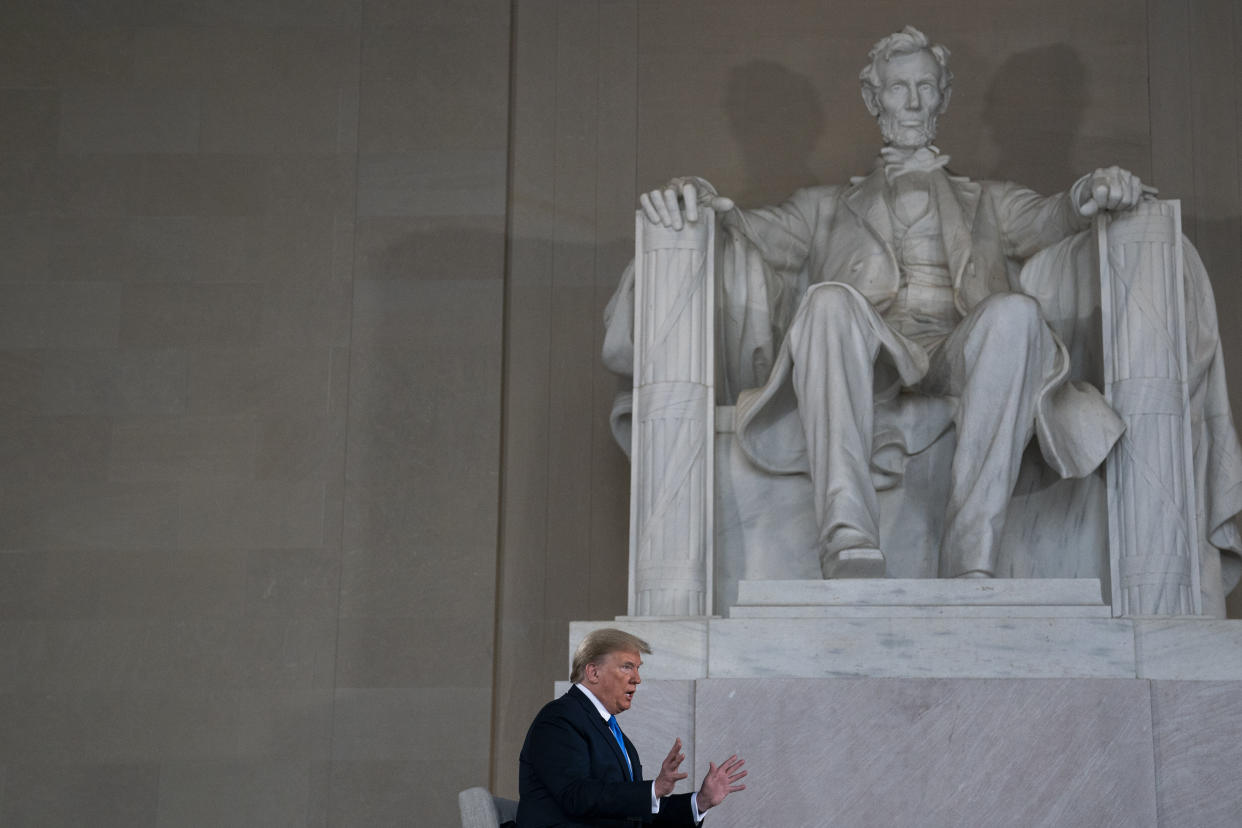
xmin=1072 ymin=166 xmax=1149 ymax=217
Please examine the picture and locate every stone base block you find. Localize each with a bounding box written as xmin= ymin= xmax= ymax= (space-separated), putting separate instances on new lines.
xmin=571 ymin=583 xmax=1242 ymax=681
xmin=709 ymin=616 xmax=1137 ymax=678
xmin=735 ymin=578 xmax=1109 ymax=607
xmin=697 ymin=677 xmax=1159 ymax=827
xmin=590 ymin=676 xmax=1241 ymax=828
xmin=559 ymin=606 xmax=1242 ymax=826
xmin=1135 ymin=619 xmax=1242 ymax=679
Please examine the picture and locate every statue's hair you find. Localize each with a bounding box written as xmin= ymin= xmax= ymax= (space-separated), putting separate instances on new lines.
xmin=859 ymin=25 xmax=953 ymax=114
xmin=570 ymin=628 xmax=652 ymax=684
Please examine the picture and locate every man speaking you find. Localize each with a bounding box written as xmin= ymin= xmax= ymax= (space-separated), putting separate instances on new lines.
xmin=516 ymin=629 xmax=746 ymax=826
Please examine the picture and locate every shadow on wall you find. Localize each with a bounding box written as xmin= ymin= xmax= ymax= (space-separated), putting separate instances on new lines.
xmin=721 ymin=44 xmax=1092 ymax=205
xmin=983 ymin=42 xmax=1088 ymax=194
xmin=343 ymin=216 xmax=513 ymax=827
xmin=984 ymin=46 xmax=1242 ymax=619
xmin=724 ymin=60 xmax=825 ymax=206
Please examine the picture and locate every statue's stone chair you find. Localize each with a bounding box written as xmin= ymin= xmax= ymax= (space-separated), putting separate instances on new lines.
xmin=611 ymin=200 xmax=1238 ymax=618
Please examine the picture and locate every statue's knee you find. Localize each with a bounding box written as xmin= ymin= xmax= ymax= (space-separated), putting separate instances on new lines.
xmin=978 ymin=293 xmax=1042 ymax=335
xmin=803 ymin=283 xmax=864 ymax=325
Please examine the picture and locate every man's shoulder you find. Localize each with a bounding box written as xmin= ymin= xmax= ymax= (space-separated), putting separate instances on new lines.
xmin=523 ymin=688 xmax=600 ymax=754
xmin=533 ymin=687 xmax=592 ymax=722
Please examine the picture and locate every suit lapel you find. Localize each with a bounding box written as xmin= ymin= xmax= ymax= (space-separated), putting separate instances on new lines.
xmin=844 ymin=167 xmax=897 ymax=257
xmin=568 ymin=686 xmax=633 ymax=779
xmin=837 ymin=160 xmax=992 ymax=314
xmin=932 ymin=172 xmax=982 ymax=301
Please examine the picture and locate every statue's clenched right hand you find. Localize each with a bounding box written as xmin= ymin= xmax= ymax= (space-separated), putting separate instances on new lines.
xmin=639 ymin=177 xmax=735 ymax=229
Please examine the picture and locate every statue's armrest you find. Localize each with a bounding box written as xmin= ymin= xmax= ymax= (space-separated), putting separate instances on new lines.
xmin=1096 ymin=199 xmax=1203 ymax=615
xmin=627 ymin=210 xmax=717 ymax=616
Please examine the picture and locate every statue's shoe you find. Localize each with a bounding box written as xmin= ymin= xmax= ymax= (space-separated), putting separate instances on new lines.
xmin=955 ymin=570 xmax=994 ymax=579
xmin=822 ymin=547 xmax=885 ymax=579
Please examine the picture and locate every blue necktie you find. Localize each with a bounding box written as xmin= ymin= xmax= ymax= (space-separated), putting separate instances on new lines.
xmin=607 ymin=715 xmax=634 ymax=780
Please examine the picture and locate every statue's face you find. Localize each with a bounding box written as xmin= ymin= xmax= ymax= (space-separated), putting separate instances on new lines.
xmin=874 ymin=49 xmax=944 ymax=149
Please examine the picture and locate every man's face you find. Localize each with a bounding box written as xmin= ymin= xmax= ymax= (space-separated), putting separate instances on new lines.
xmin=874 ymin=49 xmax=944 ymax=149
xmin=586 ymin=649 xmax=642 ymax=715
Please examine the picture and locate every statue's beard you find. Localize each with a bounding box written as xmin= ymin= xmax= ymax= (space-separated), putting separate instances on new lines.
xmin=878 ymin=110 xmax=939 ymax=149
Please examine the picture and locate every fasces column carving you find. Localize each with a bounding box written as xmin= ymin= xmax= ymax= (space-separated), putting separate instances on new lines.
xmin=628 ymin=211 xmax=715 ymax=616
xmin=1098 ymin=200 xmax=1202 ymax=615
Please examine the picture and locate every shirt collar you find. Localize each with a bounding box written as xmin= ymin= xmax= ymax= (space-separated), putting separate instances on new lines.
xmin=878 ymin=145 xmax=950 ymax=180
xmin=575 ymin=683 xmax=613 ymax=721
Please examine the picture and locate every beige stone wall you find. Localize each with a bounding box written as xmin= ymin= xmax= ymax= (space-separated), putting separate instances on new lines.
xmin=0 ymin=1 xmax=509 ymax=825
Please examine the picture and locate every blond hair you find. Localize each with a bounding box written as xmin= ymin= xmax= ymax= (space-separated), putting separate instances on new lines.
xmin=570 ymin=628 xmax=652 ymax=684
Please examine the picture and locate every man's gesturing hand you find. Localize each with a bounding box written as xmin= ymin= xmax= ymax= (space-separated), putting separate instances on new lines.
xmin=694 ymin=755 xmax=747 ymax=813
xmin=654 ymin=738 xmax=689 ymax=798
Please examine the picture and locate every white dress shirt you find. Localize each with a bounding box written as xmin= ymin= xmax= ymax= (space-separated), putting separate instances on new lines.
xmin=575 ymin=683 xmax=705 ymax=824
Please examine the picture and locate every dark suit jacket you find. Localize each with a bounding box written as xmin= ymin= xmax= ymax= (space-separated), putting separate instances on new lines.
xmin=516 ymin=686 xmax=698 ymax=827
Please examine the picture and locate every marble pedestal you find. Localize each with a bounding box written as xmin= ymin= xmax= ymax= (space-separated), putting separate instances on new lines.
xmin=564 ymin=580 xmax=1242 ymax=827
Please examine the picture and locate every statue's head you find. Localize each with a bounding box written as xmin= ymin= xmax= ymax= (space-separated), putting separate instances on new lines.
xmin=859 ymin=26 xmax=953 ymax=149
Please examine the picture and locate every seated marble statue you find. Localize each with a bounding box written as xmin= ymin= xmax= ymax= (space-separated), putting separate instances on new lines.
xmin=606 ymin=26 xmax=1242 ymax=602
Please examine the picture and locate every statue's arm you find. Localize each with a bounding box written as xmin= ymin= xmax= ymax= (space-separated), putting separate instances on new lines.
xmin=638 ymin=177 xmax=821 ymax=273
xmin=990 ymin=182 xmax=1089 ymax=260
xmin=993 ymin=167 xmax=1148 ymax=261
xmin=721 ymin=188 xmax=823 ymax=273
